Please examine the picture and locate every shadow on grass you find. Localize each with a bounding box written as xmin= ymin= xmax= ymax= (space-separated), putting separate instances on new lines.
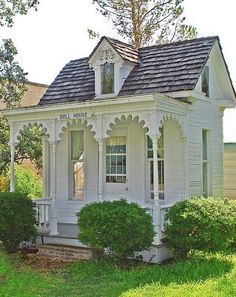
xmin=51 ymin=253 xmax=234 ymax=297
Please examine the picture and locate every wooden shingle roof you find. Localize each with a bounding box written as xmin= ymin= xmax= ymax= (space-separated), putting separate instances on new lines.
xmin=39 ymin=36 xmax=221 ymax=105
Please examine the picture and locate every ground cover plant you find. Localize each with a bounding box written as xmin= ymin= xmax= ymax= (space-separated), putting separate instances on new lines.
xmin=0 ymin=250 xmax=236 ymax=297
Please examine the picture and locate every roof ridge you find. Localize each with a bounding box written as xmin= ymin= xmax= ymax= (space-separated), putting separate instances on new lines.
xmin=107 ymin=36 xmax=137 ymax=50
xmin=69 ymin=56 xmax=89 ymax=63
xmin=139 ymin=36 xmax=219 ymax=51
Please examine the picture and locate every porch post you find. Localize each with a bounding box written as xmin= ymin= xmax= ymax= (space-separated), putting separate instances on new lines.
xmin=9 ymin=122 xmax=16 ymax=192
xmin=42 ymin=136 xmax=49 ymax=198
xmin=9 ymin=141 xmax=15 ymax=192
xmin=151 ymin=136 xmax=162 ymax=245
xmin=49 ymin=141 xmax=58 ymax=235
xmin=98 ymin=139 xmax=104 ymax=201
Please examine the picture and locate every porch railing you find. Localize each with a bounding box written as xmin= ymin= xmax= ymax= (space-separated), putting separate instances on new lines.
xmin=33 ymin=198 xmax=51 ymax=233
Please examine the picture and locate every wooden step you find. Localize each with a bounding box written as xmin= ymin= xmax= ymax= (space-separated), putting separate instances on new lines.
xmin=37 ymin=244 xmax=102 ymax=262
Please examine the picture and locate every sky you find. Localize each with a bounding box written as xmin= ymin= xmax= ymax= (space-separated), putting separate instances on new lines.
xmin=1 ymin=0 xmax=236 ymax=141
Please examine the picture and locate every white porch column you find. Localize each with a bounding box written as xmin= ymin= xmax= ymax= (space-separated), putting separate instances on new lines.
xmin=49 ymin=141 xmax=58 ymax=235
xmin=98 ymin=139 xmax=105 ymax=201
xmin=9 ymin=141 xmax=15 ymax=192
xmin=151 ymin=136 xmax=162 ymax=246
xmin=42 ymin=136 xmax=49 ymax=198
xmin=8 ymin=122 xmax=17 ymax=192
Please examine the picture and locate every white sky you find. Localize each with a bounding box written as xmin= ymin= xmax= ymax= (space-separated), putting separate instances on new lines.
xmin=1 ymin=0 xmax=236 ymax=141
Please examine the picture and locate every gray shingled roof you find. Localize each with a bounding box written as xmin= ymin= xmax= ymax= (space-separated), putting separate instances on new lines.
xmin=106 ymin=37 xmax=139 ymax=64
xmin=88 ymin=36 xmax=139 ymax=64
xmin=39 ymin=36 xmax=222 ymax=105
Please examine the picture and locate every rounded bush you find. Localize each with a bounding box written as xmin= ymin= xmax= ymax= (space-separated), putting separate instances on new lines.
xmin=0 ymin=192 xmax=37 ymax=253
xmin=163 ymin=197 xmax=236 ymax=258
xmin=77 ymin=200 xmax=155 ymax=259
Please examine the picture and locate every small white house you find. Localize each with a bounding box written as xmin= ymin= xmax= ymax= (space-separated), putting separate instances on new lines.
xmin=3 ymin=36 xmax=235 ymax=262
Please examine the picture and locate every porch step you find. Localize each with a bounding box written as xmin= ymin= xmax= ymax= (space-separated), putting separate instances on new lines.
xmin=37 ymin=244 xmax=102 ymax=262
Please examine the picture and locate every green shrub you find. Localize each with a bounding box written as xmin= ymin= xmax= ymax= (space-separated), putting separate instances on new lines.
xmin=3 ymin=166 xmax=43 ymax=198
xmin=0 ymin=175 xmax=9 ymax=192
xmin=0 ymin=192 xmax=37 ymax=253
xmin=77 ymin=199 xmax=155 ymax=260
xmin=163 ymin=197 xmax=236 ymax=259
xmin=14 ymin=167 xmax=42 ymax=198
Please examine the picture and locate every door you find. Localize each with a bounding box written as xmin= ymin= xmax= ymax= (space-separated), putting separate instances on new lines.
xmin=104 ymin=128 xmax=129 ymax=200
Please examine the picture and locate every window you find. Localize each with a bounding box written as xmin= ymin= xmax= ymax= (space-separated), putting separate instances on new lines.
xmin=70 ymin=131 xmax=84 ymax=199
xmin=202 ymin=129 xmax=208 ymax=197
xmin=202 ymin=66 xmax=209 ymax=97
xmin=106 ymin=136 xmax=126 ymax=183
xmin=101 ymin=62 xmax=114 ymax=94
xmin=147 ymin=127 xmax=164 ymax=200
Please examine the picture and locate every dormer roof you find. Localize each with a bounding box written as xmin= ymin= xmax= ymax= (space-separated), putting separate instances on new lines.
xmin=39 ymin=36 xmax=235 ymax=105
xmin=88 ymin=36 xmax=139 ymax=64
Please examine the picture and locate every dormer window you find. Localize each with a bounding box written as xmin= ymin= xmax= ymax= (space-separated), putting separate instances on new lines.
xmin=202 ymin=66 xmax=209 ymax=97
xmin=101 ymin=62 xmax=114 ymax=94
xmin=88 ymin=37 xmax=139 ymax=98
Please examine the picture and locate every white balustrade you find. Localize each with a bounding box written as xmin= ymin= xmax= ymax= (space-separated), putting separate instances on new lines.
xmin=33 ymin=198 xmax=51 ymax=233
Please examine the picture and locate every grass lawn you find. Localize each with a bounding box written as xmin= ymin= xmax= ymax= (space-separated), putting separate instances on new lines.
xmin=0 ymin=251 xmax=235 ymax=297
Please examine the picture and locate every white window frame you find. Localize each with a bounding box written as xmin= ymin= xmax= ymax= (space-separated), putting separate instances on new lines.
xmin=105 ymin=136 xmax=127 ymax=184
xmin=202 ymin=129 xmax=211 ymax=197
xmin=68 ymin=129 xmax=86 ymax=201
xmin=100 ymin=62 xmax=115 ymax=95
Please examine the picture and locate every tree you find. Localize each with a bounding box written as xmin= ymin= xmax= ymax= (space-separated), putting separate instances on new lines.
xmin=0 ymin=0 xmax=41 ymax=175
xmin=0 ymin=0 xmax=39 ymax=28
xmin=91 ymin=0 xmax=197 ymax=48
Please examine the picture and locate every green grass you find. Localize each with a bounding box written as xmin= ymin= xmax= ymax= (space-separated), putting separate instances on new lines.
xmin=0 ymin=251 xmax=235 ymax=297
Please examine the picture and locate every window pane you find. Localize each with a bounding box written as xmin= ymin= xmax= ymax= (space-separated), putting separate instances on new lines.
xmin=101 ymin=62 xmax=114 ymax=94
xmin=158 ymin=127 xmax=164 ymax=150
xmin=202 ymin=130 xmax=208 ymax=160
xmin=106 ymin=176 xmax=126 ymax=183
xmin=106 ymin=136 xmax=126 ymax=183
xmin=147 ymin=136 xmax=153 ymax=150
xmin=71 ymin=131 xmax=84 ymax=160
xmin=202 ymin=66 xmax=209 ymax=97
xmin=148 ymin=150 xmax=153 ymax=159
xmin=203 ymin=162 xmax=208 ymax=197
xmin=157 ymin=149 xmax=164 ymax=159
xmin=73 ymin=161 xmax=84 ymax=198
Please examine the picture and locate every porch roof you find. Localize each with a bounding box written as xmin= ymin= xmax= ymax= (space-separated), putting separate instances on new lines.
xmin=38 ymin=36 xmax=231 ymax=105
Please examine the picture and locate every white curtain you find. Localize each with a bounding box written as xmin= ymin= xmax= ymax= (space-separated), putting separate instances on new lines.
xmin=106 ymin=136 xmax=126 ymax=146
xmin=71 ymin=131 xmax=84 ymax=160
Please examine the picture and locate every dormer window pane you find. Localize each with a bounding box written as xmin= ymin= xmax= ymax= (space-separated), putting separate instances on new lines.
xmin=202 ymin=66 xmax=209 ymax=97
xmin=101 ymin=62 xmax=114 ymax=94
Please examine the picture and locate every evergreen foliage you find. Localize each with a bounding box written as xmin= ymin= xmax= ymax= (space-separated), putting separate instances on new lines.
xmin=77 ymin=199 xmax=155 ymax=260
xmin=0 ymin=192 xmax=36 ymax=253
xmin=91 ymin=0 xmax=197 ymax=48
xmin=163 ymin=197 xmax=236 ymax=258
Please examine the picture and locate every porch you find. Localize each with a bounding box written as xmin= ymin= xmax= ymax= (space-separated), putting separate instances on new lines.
xmin=34 ymin=197 xmax=173 ymax=246
xmin=6 ymin=95 xmax=188 ymax=249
